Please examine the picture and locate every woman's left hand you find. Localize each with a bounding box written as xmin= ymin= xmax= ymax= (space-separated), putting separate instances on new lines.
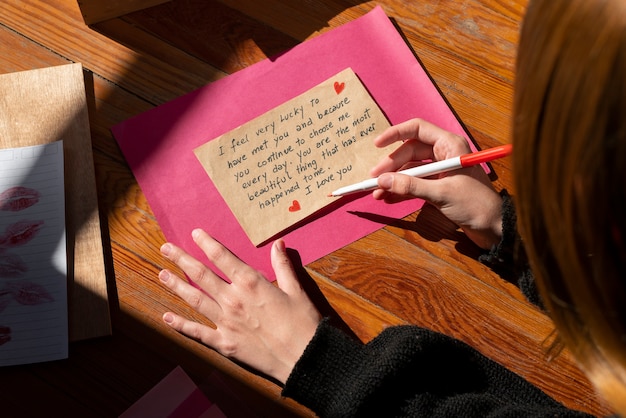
xmin=159 ymin=229 xmax=321 ymax=384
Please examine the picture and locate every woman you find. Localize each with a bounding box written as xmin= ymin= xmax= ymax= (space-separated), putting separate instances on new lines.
xmin=157 ymin=0 xmax=626 ymax=415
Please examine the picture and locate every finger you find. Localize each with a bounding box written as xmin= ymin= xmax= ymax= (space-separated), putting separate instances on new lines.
xmin=373 ymin=119 xmax=422 ymax=147
xmin=270 ymin=239 xmax=301 ymax=295
xmin=370 ymin=139 xmax=433 ymax=177
xmin=162 ymin=311 xmax=218 ymax=347
xmin=376 ymin=172 xmax=447 ymax=203
xmin=371 ymin=187 xmax=414 ymax=204
xmin=374 ymin=118 xmax=448 ymax=148
xmin=160 ymin=241 xmax=228 ymax=295
xmin=191 ymin=229 xmax=260 ymax=282
xmin=374 ymin=118 xmax=472 ymax=163
xmin=159 ymin=269 xmax=220 ymax=319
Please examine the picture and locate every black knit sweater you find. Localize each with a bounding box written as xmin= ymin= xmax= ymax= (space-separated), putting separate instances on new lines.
xmin=281 ymin=191 xmax=593 ymax=417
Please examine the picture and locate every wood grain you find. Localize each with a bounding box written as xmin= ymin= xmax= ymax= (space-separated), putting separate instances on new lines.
xmin=0 ymin=0 xmax=614 ymax=416
xmin=77 ymin=0 xmax=172 ymax=24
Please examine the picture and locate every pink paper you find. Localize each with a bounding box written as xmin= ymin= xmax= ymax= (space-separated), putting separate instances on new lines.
xmin=112 ymin=6 xmax=474 ymax=280
xmin=120 ymin=366 xmax=223 ymax=418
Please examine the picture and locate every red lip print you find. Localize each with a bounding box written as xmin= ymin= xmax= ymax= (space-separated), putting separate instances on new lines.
xmin=334 ymin=81 xmax=345 ymax=94
xmin=288 ymin=200 xmax=301 ymax=212
xmin=0 ymin=326 xmax=11 ymax=346
xmin=0 ymin=254 xmax=27 ymax=278
xmin=0 ymin=186 xmax=40 ymax=212
xmin=0 ymin=219 xmax=44 ymax=248
xmin=6 ymin=281 xmax=54 ymax=305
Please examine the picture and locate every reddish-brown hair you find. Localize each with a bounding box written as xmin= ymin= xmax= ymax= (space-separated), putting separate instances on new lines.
xmin=514 ymin=0 xmax=626 ymax=413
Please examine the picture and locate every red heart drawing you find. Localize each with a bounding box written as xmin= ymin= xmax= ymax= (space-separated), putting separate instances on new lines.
xmin=288 ymin=200 xmax=301 ymax=212
xmin=333 ymin=81 xmax=345 ymax=94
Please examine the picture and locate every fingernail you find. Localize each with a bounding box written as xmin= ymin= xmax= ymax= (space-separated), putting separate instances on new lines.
xmin=159 ymin=270 xmax=170 ymax=283
xmin=274 ymin=239 xmax=286 ymax=253
xmin=378 ymin=173 xmax=393 ymax=189
xmin=191 ymin=228 xmax=202 ymax=241
xmin=163 ymin=313 xmax=174 ymax=324
xmin=160 ymin=243 xmax=172 ymax=256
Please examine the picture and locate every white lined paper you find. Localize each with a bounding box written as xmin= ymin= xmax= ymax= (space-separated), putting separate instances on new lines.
xmin=0 ymin=141 xmax=67 ymax=366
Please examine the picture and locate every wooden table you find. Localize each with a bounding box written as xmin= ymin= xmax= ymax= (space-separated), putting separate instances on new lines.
xmin=0 ymin=0 xmax=613 ymax=416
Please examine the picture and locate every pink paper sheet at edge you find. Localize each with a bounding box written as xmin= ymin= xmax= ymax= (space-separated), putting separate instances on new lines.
xmin=111 ymin=6 xmax=475 ymax=280
xmin=119 ymin=366 xmax=219 ymax=418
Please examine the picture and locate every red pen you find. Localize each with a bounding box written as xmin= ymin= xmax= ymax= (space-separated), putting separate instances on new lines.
xmin=329 ymin=143 xmax=512 ymax=197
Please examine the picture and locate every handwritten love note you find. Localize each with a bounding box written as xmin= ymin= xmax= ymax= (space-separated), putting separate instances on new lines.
xmin=194 ymin=68 xmax=396 ymax=246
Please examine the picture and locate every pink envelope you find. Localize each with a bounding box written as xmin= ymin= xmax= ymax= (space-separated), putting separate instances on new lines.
xmin=112 ymin=6 xmax=474 ymax=280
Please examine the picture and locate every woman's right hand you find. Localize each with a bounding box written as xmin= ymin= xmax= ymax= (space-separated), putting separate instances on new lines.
xmin=370 ymin=118 xmax=505 ymax=250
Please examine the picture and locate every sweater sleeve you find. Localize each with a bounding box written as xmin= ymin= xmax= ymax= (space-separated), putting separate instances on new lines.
xmin=478 ymin=189 xmax=543 ymax=308
xmin=282 ymin=319 xmax=591 ymax=417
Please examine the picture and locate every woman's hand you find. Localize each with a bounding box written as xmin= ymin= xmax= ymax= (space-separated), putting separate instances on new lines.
xmin=159 ymin=229 xmax=322 ymax=384
xmin=371 ymin=119 xmax=504 ymax=249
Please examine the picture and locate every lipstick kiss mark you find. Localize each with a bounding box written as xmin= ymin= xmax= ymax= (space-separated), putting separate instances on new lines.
xmin=6 ymin=281 xmax=54 ymax=305
xmin=288 ymin=200 xmax=301 ymax=212
xmin=0 ymin=254 xmax=27 ymax=278
xmin=334 ymin=81 xmax=345 ymax=94
xmin=0 ymin=186 xmax=40 ymax=212
xmin=0 ymin=219 xmax=44 ymax=248
xmin=0 ymin=325 xmax=11 ymax=346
